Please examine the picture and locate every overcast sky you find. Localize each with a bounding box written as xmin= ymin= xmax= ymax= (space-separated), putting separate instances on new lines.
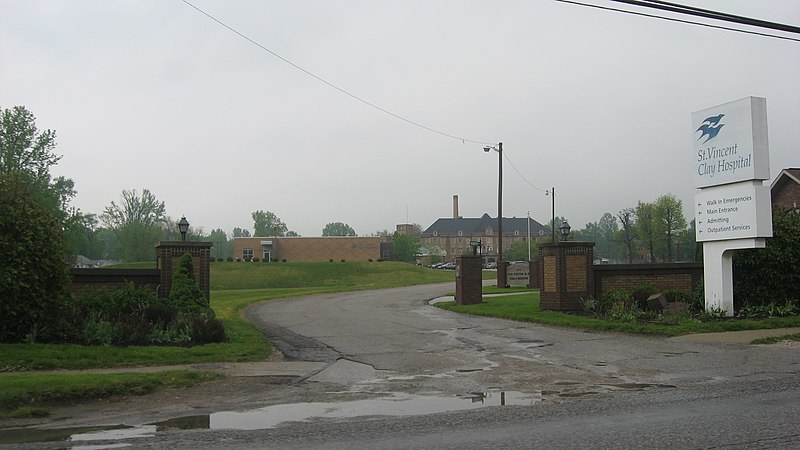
xmin=2 ymin=1 xmax=798 ymax=237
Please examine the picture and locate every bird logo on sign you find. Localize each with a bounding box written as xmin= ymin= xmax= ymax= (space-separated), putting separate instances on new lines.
xmin=696 ymin=114 xmax=725 ymax=143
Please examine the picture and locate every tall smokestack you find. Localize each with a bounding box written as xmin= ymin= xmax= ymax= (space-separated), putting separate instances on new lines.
xmin=453 ymin=195 xmax=459 ymax=219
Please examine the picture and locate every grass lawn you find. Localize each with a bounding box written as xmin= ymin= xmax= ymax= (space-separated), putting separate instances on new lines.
xmin=436 ymin=291 xmax=800 ymax=336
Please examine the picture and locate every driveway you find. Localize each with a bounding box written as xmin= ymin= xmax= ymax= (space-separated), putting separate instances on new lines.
xmin=246 ymin=282 xmax=800 ymax=399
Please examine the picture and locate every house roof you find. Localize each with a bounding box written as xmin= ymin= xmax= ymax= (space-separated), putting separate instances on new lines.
xmin=770 ymin=168 xmax=800 ymax=191
xmin=422 ymin=213 xmax=550 ymax=236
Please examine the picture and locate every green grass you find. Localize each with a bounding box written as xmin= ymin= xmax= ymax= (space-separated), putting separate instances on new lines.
xmin=436 ymin=293 xmax=800 ymax=336
xmin=751 ymin=332 xmax=800 ymax=345
xmin=209 ymin=261 xmax=454 ymax=290
xmin=0 ymin=371 xmax=218 ymax=412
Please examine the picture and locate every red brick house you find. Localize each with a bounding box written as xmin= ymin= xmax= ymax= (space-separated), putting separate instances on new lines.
xmin=770 ymin=168 xmax=800 ymax=212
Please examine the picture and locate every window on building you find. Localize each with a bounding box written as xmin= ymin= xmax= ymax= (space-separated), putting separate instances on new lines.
xmin=514 ymin=230 xmax=520 ymax=236
xmin=433 ymin=231 xmax=438 ymax=236
xmin=458 ymin=230 xmax=463 ymax=236
xmin=243 ymin=248 xmax=254 ymax=260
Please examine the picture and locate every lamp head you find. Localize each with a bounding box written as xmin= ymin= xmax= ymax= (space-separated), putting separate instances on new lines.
xmin=483 ymin=146 xmax=491 ymax=152
xmin=178 ymin=216 xmax=190 ymax=241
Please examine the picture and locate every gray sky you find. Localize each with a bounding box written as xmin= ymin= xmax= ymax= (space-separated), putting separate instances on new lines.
xmin=2 ymin=1 xmax=798 ymax=237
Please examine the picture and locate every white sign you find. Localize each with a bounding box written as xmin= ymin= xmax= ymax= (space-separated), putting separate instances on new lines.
xmin=695 ymin=181 xmax=772 ymax=242
xmin=693 ymin=97 xmax=769 ymax=188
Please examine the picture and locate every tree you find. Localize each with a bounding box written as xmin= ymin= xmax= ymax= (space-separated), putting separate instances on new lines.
xmin=252 ymin=210 xmax=288 ymax=236
xmin=597 ymin=213 xmax=619 ymax=260
xmin=547 ymin=216 xmax=569 ymax=241
xmin=1 ymin=105 xmax=82 ymax=256
xmin=505 ymin=239 xmax=538 ymax=261
xmin=635 ymin=202 xmax=659 ymax=262
xmin=392 ymin=232 xmax=421 ymax=263
xmin=232 ymin=227 xmax=251 ymax=238
xmin=100 ymin=189 xmax=166 ymax=262
xmin=734 ymin=208 xmax=800 ymax=307
xmin=616 ymin=208 xmax=637 ymax=263
xmin=655 ymin=194 xmax=687 ymax=262
xmin=209 ymin=228 xmax=229 ymax=260
xmin=0 ymin=173 xmax=70 ymax=342
xmin=322 ymin=222 xmax=356 ymax=236
xmin=0 ymin=106 xmax=60 ymax=181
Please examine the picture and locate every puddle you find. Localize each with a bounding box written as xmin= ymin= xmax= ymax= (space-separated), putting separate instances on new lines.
xmin=0 ymin=391 xmax=540 ymax=445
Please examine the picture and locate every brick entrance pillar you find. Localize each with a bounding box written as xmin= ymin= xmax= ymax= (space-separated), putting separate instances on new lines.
xmin=539 ymin=242 xmax=594 ymax=312
xmin=156 ymin=241 xmax=213 ymax=302
xmin=455 ymin=255 xmax=483 ymax=305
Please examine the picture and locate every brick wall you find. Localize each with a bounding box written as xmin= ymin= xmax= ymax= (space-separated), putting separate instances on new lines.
xmin=69 ymin=268 xmax=161 ymax=297
xmin=773 ymin=179 xmax=800 ymax=211
xmin=593 ymin=263 xmax=703 ymax=298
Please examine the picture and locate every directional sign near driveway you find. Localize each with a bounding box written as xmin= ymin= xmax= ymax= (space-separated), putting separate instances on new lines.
xmin=695 ymin=181 xmax=772 ymax=242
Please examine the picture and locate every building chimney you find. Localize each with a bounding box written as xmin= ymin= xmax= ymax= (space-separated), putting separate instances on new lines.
xmin=453 ymin=195 xmax=459 ymax=219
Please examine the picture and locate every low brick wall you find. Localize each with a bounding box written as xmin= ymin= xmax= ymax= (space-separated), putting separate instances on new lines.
xmin=593 ymin=263 xmax=703 ymax=298
xmin=69 ymin=268 xmax=161 ymax=298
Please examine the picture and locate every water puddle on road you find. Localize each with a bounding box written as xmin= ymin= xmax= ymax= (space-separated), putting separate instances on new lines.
xmin=0 ymin=391 xmax=540 ymax=446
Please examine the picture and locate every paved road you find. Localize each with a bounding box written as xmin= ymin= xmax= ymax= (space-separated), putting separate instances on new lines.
xmin=7 ymin=283 xmax=799 ymax=448
xmin=245 ymin=283 xmax=800 ymax=398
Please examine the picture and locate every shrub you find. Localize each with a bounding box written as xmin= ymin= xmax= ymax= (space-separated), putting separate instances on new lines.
xmin=734 ymin=208 xmax=800 ymax=306
xmin=282 ymin=259 xmax=287 ymax=262
xmin=169 ymin=253 xmax=212 ymax=317
xmin=227 ymin=257 xmax=234 ymax=262
xmin=262 ymin=258 xmax=269 ymax=262
xmin=631 ymin=283 xmax=658 ymax=311
xmin=663 ymin=289 xmax=690 ymax=304
xmin=329 ymin=259 xmax=334 ymax=262
xmin=186 ymin=315 xmax=227 ymax=344
xmin=368 ymin=259 xmax=373 ymax=262
xmin=341 ymin=259 xmax=346 ymax=262
xmin=0 ymin=174 xmax=70 ymax=343
xmin=252 ymin=257 xmax=260 ymax=262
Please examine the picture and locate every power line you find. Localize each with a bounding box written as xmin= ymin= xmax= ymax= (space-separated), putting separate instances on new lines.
xmin=503 ymin=153 xmax=549 ymax=193
xmin=555 ymin=0 xmax=800 ymax=42
xmin=181 ymin=0 xmax=495 ymax=146
xmin=182 ymin=2 xmax=553 ymax=193
xmin=610 ymin=0 xmax=800 ymax=34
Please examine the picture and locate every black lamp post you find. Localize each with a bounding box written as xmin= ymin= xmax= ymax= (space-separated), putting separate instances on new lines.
xmin=559 ymin=220 xmax=571 ymax=241
xmin=178 ymin=216 xmax=190 ymax=241
xmin=484 ymin=142 xmax=505 ymax=288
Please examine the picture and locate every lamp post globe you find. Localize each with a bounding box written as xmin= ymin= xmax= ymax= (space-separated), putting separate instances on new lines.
xmin=559 ymin=221 xmax=571 ymax=241
xmin=178 ymin=216 xmax=190 ymax=241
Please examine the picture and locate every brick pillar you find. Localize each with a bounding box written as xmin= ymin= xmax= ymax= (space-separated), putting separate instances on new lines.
xmin=455 ymin=255 xmax=483 ymax=305
xmin=156 ymin=241 xmax=213 ymax=303
xmin=539 ymin=241 xmax=594 ymax=312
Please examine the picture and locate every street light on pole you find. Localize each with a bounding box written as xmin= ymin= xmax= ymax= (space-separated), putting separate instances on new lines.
xmin=484 ymin=142 xmax=505 ymax=288
xmin=527 ymin=210 xmax=531 ymax=261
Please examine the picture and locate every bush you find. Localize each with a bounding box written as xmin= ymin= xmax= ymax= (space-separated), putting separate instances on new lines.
xmin=663 ymin=289 xmax=690 ymax=304
xmin=186 ymin=315 xmax=227 ymax=344
xmin=0 ymin=174 xmax=70 ymax=343
xmin=227 ymin=257 xmax=234 ymax=262
xmin=169 ymin=253 xmax=212 ymax=317
xmin=252 ymin=257 xmax=260 ymax=262
xmin=734 ymin=208 xmax=800 ymax=307
xmin=631 ymin=283 xmax=658 ymax=311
